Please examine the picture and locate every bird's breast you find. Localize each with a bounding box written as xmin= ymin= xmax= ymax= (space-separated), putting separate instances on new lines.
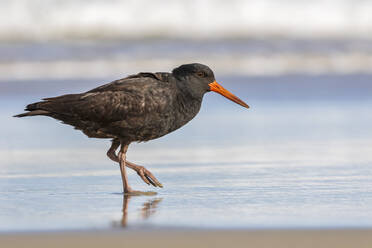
xmin=133 ymin=95 xmax=202 ymax=141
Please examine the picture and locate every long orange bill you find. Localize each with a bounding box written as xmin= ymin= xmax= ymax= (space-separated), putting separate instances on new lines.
xmin=208 ymin=81 xmax=249 ymax=108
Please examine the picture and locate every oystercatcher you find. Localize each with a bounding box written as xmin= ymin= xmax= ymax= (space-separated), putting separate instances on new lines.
xmin=15 ymin=63 xmax=249 ymax=194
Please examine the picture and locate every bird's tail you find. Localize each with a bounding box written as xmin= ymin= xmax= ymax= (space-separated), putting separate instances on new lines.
xmin=13 ymin=110 xmax=49 ymax=118
xmin=13 ymin=102 xmax=49 ymax=118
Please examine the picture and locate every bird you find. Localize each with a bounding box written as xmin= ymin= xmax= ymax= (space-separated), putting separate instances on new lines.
xmin=14 ymin=63 xmax=249 ymax=194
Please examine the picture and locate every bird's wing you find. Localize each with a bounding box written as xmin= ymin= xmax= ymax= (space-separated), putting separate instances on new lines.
xmin=31 ymin=74 xmax=174 ymax=123
xmin=86 ymin=72 xmax=167 ymax=93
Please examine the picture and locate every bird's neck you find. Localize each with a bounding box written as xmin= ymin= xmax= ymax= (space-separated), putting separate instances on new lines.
xmin=175 ymin=79 xmax=204 ymax=102
xmin=174 ymin=84 xmax=203 ymax=124
xmin=171 ymin=76 xmax=205 ymax=120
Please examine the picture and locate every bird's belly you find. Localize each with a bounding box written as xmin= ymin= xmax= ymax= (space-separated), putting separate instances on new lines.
xmin=132 ymin=114 xmax=188 ymax=141
xmin=135 ymin=103 xmax=201 ymax=141
xmin=105 ymin=111 xmax=195 ymax=142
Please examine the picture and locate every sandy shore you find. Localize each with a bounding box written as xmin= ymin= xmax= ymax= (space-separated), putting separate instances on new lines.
xmin=1 ymin=229 xmax=372 ymax=248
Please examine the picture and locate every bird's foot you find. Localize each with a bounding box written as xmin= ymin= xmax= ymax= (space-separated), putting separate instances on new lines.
xmin=126 ymin=162 xmax=163 ymax=188
xmin=136 ymin=166 xmax=163 ymax=188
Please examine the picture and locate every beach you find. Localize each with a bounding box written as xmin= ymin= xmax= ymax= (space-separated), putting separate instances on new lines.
xmin=2 ymin=229 xmax=372 ymax=248
xmin=1 ymin=1 xmax=372 ymax=244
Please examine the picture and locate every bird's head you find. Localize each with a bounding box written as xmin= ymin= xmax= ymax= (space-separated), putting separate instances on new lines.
xmin=172 ymin=63 xmax=249 ymax=108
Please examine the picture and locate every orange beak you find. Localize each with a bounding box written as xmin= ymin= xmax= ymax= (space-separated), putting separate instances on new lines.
xmin=208 ymin=81 xmax=249 ymax=108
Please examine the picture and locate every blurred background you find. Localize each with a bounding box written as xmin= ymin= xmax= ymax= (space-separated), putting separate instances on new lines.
xmin=1 ymin=0 xmax=372 ymax=79
xmin=0 ymin=0 xmax=372 ymax=231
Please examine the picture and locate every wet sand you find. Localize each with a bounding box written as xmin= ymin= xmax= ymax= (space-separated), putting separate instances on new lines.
xmin=1 ymin=75 xmax=372 ymax=233
xmin=1 ymin=76 xmax=372 ymax=231
xmin=1 ymin=229 xmax=372 ymax=248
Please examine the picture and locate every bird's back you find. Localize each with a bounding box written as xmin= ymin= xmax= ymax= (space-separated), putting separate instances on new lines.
xmin=15 ymin=72 xmax=202 ymax=142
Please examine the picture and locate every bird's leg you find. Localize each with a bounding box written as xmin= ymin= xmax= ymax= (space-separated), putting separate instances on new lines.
xmin=107 ymin=139 xmax=162 ymax=188
xmin=107 ymin=138 xmax=120 ymax=163
xmin=125 ymin=161 xmax=163 ymax=188
xmin=118 ymin=142 xmax=133 ymax=194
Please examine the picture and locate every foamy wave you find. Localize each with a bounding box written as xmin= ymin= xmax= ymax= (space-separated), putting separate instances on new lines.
xmin=1 ymin=0 xmax=372 ymax=41
xmin=1 ymin=53 xmax=372 ymax=79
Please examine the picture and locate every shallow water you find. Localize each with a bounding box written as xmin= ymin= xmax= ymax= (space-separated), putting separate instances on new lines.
xmin=0 ymin=74 xmax=372 ymax=231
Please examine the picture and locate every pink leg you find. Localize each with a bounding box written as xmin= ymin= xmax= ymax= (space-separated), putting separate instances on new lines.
xmin=107 ymin=138 xmax=120 ymax=162
xmin=107 ymin=139 xmax=162 ymax=188
xmin=118 ymin=143 xmax=133 ymax=194
xmin=126 ymin=161 xmax=163 ymax=188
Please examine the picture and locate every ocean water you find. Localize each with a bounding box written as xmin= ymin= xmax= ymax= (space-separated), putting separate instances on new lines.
xmin=1 ymin=72 xmax=372 ymax=231
xmin=2 ymin=0 xmax=372 ymax=40
xmin=2 ymin=39 xmax=372 ymax=80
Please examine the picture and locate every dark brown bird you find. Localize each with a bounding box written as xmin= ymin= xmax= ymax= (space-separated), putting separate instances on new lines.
xmin=15 ymin=63 xmax=249 ymax=194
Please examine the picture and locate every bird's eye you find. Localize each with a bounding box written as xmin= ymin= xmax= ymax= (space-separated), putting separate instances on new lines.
xmin=196 ymin=71 xmax=207 ymax=78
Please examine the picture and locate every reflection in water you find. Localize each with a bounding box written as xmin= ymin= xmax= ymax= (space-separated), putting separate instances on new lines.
xmin=118 ymin=195 xmax=163 ymax=228
xmin=140 ymin=198 xmax=162 ymax=220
